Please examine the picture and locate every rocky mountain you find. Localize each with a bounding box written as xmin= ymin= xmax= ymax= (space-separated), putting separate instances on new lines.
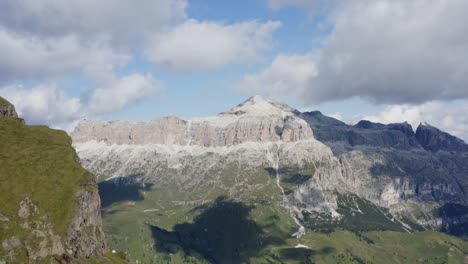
xmin=416 ymin=122 xmax=468 ymax=152
xmin=72 ymin=96 xmax=468 ymax=263
xmin=0 ymin=97 xmax=126 ymax=263
xmin=72 ymin=95 xmax=310 ymax=146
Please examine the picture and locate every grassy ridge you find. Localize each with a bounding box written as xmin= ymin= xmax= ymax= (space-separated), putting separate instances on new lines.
xmin=0 ymin=117 xmax=96 ymax=261
xmin=0 ymin=97 xmax=11 ymax=106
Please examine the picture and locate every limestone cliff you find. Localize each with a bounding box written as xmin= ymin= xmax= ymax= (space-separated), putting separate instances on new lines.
xmin=71 ymin=96 xmax=312 ymax=147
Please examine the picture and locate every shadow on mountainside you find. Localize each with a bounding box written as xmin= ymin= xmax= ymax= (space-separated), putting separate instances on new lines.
xmin=437 ymin=203 xmax=468 ymax=238
xmin=149 ymin=196 xmax=326 ymax=263
xmin=276 ymin=247 xmax=335 ymax=264
xmin=265 ymin=167 xmax=315 ymax=195
xmin=150 ymin=197 xmax=273 ymax=263
xmin=98 ymin=175 xmax=153 ymax=208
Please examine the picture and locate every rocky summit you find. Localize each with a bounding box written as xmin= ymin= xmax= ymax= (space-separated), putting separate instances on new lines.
xmin=72 ymin=96 xmax=468 ymax=263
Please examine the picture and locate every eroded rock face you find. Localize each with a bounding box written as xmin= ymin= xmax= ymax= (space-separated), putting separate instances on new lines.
xmin=71 ymin=96 xmax=313 ymax=147
xmin=0 ymin=97 xmax=18 ymax=118
xmin=298 ymin=111 xmax=468 ymax=233
xmin=416 ymin=122 xmax=468 ymax=152
xmin=67 ymin=189 xmax=106 ymax=258
xmin=2 ymin=187 xmax=106 ymax=262
xmin=301 ymin=111 xmax=421 ymax=150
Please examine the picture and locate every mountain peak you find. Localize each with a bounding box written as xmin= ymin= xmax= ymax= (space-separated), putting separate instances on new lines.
xmin=222 ymin=95 xmax=299 ymax=117
xmin=416 ymin=122 xmax=468 ymax=152
xmin=245 ymin=95 xmax=269 ymax=104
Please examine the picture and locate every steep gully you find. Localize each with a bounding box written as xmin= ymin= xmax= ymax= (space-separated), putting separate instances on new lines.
xmin=269 ymin=143 xmax=307 ymax=240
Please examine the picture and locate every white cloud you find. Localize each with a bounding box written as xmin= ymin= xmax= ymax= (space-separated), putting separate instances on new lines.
xmin=0 ymin=0 xmax=280 ymax=82
xmin=0 ymin=0 xmax=189 ymax=83
xmin=0 ymin=29 xmax=128 ymax=83
xmin=147 ymin=19 xmax=281 ymax=72
xmin=0 ymin=0 xmax=187 ymax=48
xmin=237 ymin=53 xmax=316 ymax=97
xmin=0 ymin=84 xmax=82 ymax=125
xmin=88 ymin=74 xmax=162 ymax=114
xmin=0 ymin=0 xmax=285 ymax=127
xmin=355 ymin=101 xmax=468 ymax=141
xmin=244 ymin=0 xmax=468 ymax=104
xmin=0 ymin=73 xmax=161 ymax=126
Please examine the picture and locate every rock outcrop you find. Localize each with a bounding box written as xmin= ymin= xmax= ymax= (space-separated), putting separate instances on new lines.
xmin=0 ymin=97 xmax=18 ymax=118
xmin=66 ymin=189 xmax=106 ymax=258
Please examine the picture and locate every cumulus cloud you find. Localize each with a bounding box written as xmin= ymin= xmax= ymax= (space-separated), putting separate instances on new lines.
xmin=0 ymin=84 xmax=82 ymax=125
xmin=0 ymin=0 xmax=283 ymax=126
xmin=147 ymin=19 xmax=281 ymax=72
xmin=0 ymin=0 xmax=187 ymax=83
xmin=245 ymin=0 xmax=468 ymax=105
xmin=0 ymin=73 xmax=161 ymax=125
xmin=87 ymin=74 xmax=162 ymax=114
xmin=0 ymin=29 xmax=128 ymax=83
xmin=238 ymin=53 xmax=316 ymax=97
xmin=0 ymin=0 xmax=279 ymax=82
xmin=354 ymin=101 xmax=468 ymax=141
xmin=0 ymin=0 xmax=187 ymax=48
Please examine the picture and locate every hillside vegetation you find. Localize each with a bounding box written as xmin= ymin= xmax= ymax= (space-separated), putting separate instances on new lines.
xmin=0 ymin=116 xmax=126 ymax=263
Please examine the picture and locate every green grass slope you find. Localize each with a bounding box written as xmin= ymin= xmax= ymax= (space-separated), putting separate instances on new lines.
xmin=296 ymin=230 xmax=468 ymax=264
xmin=98 ymin=161 xmax=468 ymax=263
xmin=0 ymin=117 xmax=95 ymax=235
xmin=0 ymin=97 xmax=11 ymax=106
xmin=0 ymin=117 xmax=127 ymax=263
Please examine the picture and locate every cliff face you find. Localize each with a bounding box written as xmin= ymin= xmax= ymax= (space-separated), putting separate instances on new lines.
xmin=72 ymin=96 xmax=312 ymax=147
xmin=299 ymin=111 xmax=468 ymax=233
xmin=0 ymin=99 xmax=107 ymax=263
xmin=416 ymin=122 xmax=468 ymax=152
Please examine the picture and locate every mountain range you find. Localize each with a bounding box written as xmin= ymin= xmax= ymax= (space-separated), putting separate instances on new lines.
xmin=70 ymin=96 xmax=468 ymax=263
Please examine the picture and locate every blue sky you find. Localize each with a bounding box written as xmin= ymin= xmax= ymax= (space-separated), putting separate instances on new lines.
xmin=71 ymin=0 xmax=339 ymax=121
xmin=106 ymin=0 xmax=330 ymax=120
xmin=0 ymin=0 xmax=467 ymax=140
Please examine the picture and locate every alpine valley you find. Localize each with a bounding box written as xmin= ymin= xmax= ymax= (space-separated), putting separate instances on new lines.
xmin=71 ymin=96 xmax=468 ymax=263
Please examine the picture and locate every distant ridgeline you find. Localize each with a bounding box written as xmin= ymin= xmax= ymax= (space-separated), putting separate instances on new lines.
xmin=0 ymin=97 xmax=127 ymax=263
xmin=70 ymin=96 xmax=468 ymax=263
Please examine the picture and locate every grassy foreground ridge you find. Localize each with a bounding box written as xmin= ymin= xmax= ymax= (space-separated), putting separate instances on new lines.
xmin=0 ymin=117 xmax=127 ymax=263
